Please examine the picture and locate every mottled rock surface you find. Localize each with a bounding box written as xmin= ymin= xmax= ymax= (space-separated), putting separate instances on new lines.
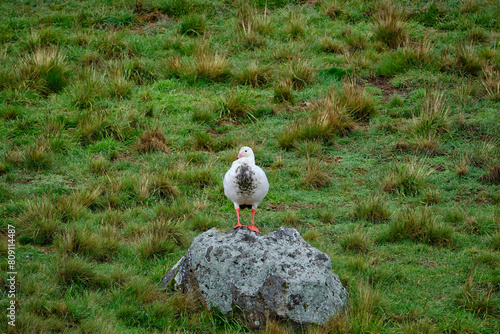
xmin=160 ymin=227 xmax=347 ymax=329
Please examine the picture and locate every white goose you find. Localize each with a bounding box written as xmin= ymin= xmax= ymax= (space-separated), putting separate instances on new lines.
xmin=223 ymin=147 xmax=269 ymax=233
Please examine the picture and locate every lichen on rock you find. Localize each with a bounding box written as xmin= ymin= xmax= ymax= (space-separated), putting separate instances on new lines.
xmin=160 ymin=227 xmax=348 ymax=329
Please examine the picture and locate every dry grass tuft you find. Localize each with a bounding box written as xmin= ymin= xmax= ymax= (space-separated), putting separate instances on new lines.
xmin=136 ymin=128 xmax=169 ymax=153
xmin=341 ymin=78 xmax=378 ymax=121
xmin=410 ymin=90 xmax=450 ymax=137
xmin=481 ymin=66 xmax=500 ymax=101
xmin=19 ymin=47 xmax=69 ymax=95
xmin=302 ymin=158 xmax=331 ymax=189
xmin=192 ymin=42 xmax=231 ymax=82
xmin=279 ymin=91 xmax=354 ymax=148
xmin=353 ymin=194 xmax=391 ymax=223
xmin=235 ymin=61 xmax=273 ymax=87
xmin=373 ymin=0 xmax=409 ymax=49
xmin=322 ymin=0 xmax=346 ymax=18
xmin=454 ymin=42 xmax=482 ymax=76
xmin=340 ymin=227 xmax=371 ymax=253
xmin=383 ymin=158 xmax=433 ymax=196
xmin=482 ymin=165 xmax=500 ymax=184
xmin=273 ymin=78 xmax=295 ymax=104
xmin=217 ymin=88 xmax=256 ymax=120
xmin=288 ymin=58 xmax=316 ymax=90
xmin=387 ymin=207 xmax=453 ymax=246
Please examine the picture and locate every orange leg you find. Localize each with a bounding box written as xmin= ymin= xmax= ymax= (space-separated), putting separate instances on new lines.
xmin=233 ymin=208 xmax=246 ymax=229
xmin=247 ymin=208 xmax=260 ymax=233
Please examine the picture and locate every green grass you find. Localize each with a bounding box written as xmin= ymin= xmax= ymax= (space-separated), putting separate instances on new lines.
xmin=1 ymin=0 xmax=500 ymax=333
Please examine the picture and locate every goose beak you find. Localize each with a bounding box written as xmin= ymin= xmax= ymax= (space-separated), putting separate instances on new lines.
xmin=237 ymin=154 xmax=242 ymax=159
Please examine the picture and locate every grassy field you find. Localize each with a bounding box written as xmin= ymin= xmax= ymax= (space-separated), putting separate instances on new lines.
xmin=0 ymin=0 xmax=499 ymax=332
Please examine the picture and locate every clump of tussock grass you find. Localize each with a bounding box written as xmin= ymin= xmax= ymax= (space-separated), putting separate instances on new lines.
xmin=19 ymin=47 xmax=69 ymax=95
xmin=94 ymin=32 xmax=136 ymax=60
xmin=280 ymin=210 xmax=298 ymax=226
xmin=70 ymin=69 xmax=106 ymax=109
xmin=273 ymin=78 xmax=295 ymax=104
xmin=19 ymin=199 xmax=62 ymax=245
xmin=136 ymin=219 xmax=188 ymax=259
xmin=0 ymin=105 xmax=24 ymax=121
xmin=235 ymin=0 xmax=271 ymax=48
xmin=263 ymin=319 xmax=293 ymax=334
xmin=316 ymin=208 xmax=336 ymax=224
xmin=189 ymin=212 xmax=217 ymax=231
xmin=375 ymin=37 xmax=439 ymax=77
xmin=469 ymin=141 xmax=497 ymax=168
xmin=342 ymin=28 xmax=371 ymax=52
xmin=482 ymin=165 xmax=500 ymax=185
xmin=22 ymin=27 xmax=62 ymax=51
xmin=303 ymin=229 xmax=321 ymax=242
xmin=156 ymin=199 xmax=192 ymax=221
xmin=340 ymin=227 xmax=371 ymax=253
xmin=57 ymin=256 xmax=108 ymax=289
xmin=386 ymin=207 xmax=453 ymax=246
xmin=353 ymin=194 xmax=391 ymax=223
xmin=125 ymin=59 xmax=160 ymax=85
xmin=168 ymin=164 xmax=215 ymax=188
xmin=322 ymin=280 xmax=385 ymax=333
xmin=90 ymin=156 xmax=110 ymax=175
xmin=179 ymin=13 xmax=207 ymax=36
xmin=135 ymin=128 xmax=169 ymax=153
xmin=106 ymin=64 xmax=134 ymax=99
xmin=459 ymin=0 xmax=481 ymax=14
xmin=322 ymin=0 xmax=346 ymax=18
xmin=490 ymin=232 xmax=500 ymax=251
xmin=23 ymin=142 xmax=54 ymax=170
xmin=466 ymin=27 xmax=489 ymax=44
xmin=164 ymin=55 xmax=185 ymax=78
xmin=80 ymin=50 xmax=104 ymax=68
xmin=101 ymin=209 xmax=127 ymax=228
xmin=170 ymin=292 xmax=202 ymax=316
xmin=278 ymin=91 xmax=354 ymax=148
xmin=192 ymin=131 xmax=216 ymax=150
xmin=283 ymin=9 xmax=306 ymax=40
xmin=76 ymin=112 xmax=125 ymax=145
xmin=341 ymin=78 xmax=378 ymax=121
xmin=296 ymin=140 xmax=323 ymax=157
xmin=287 ymin=58 xmax=316 ymax=90
xmin=319 ymin=36 xmax=344 ymax=54
xmin=55 ymin=227 xmax=120 ymax=262
xmin=122 ymin=276 xmax=165 ymax=304
xmin=133 ymin=173 xmax=156 ymax=202
xmin=137 ymin=234 xmax=175 ymax=260
xmin=383 ymin=158 xmax=433 ymax=196
xmin=415 ymin=134 xmax=440 ymax=156
xmin=372 ymin=0 xmax=409 ymax=49
xmin=397 ymin=319 xmax=439 ymax=334
xmin=153 ymin=173 xmax=180 ymax=199
xmin=192 ymin=106 xmax=215 ymax=124
xmin=410 ymin=90 xmax=450 ymax=137
xmin=453 ymin=152 xmax=471 ymax=176
xmin=191 ymin=42 xmax=231 ymax=82
xmin=423 ymin=187 xmax=442 ymax=205
xmin=235 ymin=61 xmax=273 ymax=87
xmin=481 ymin=66 xmax=500 ymax=101
xmin=302 ymin=158 xmax=331 ymax=189
xmin=454 ymin=42 xmax=482 ymax=76
xmin=216 ymin=88 xmax=256 ymax=121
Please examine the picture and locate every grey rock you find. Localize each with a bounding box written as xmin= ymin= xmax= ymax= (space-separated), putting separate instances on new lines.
xmin=160 ymin=227 xmax=348 ymax=329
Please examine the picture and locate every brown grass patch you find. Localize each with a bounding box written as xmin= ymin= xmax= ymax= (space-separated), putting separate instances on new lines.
xmin=136 ymin=128 xmax=169 ymax=153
